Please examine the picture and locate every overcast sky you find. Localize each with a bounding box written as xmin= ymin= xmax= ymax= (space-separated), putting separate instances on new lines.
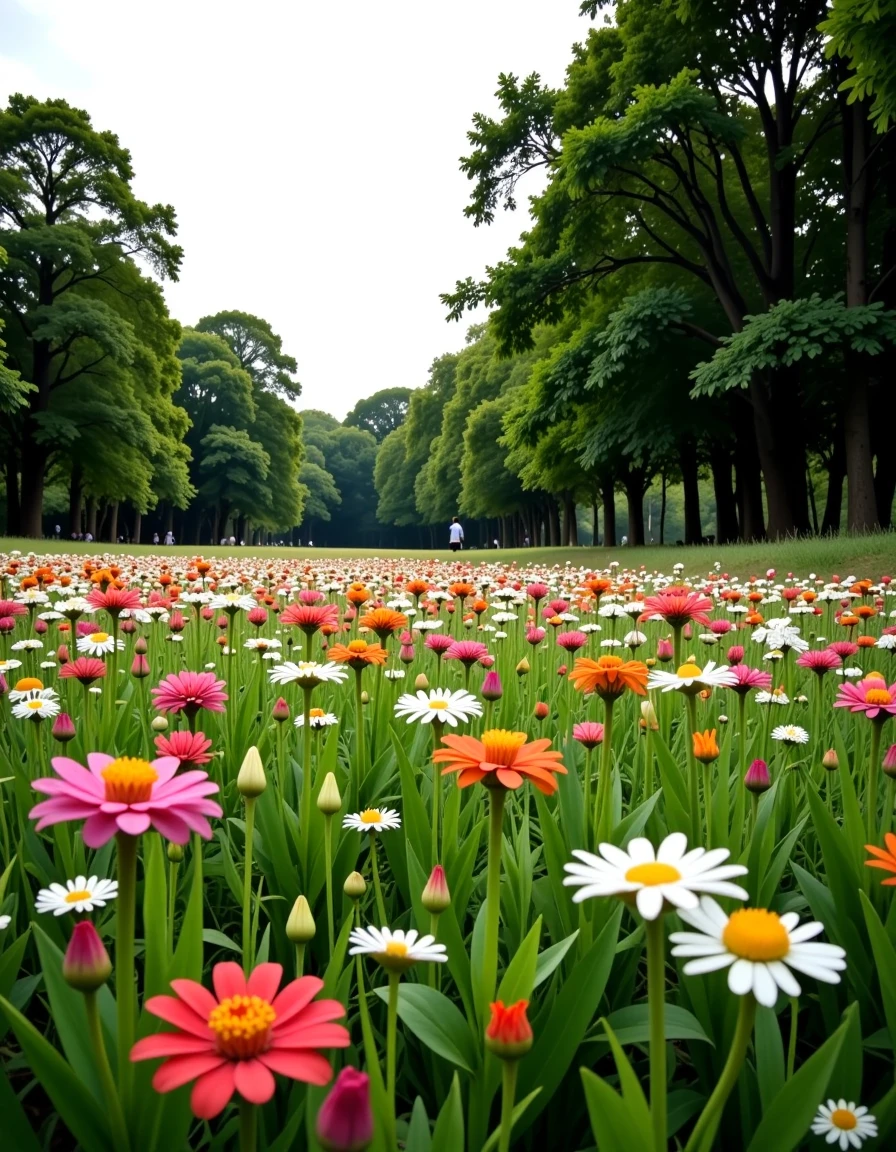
xmin=1 ymin=0 xmax=591 ymax=418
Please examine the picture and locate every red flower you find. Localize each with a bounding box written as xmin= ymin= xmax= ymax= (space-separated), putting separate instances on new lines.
xmin=154 ymin=730 xmax=214 ymax=768
xmin=86 ymin=586 xmax=143 ymax=615
xmin=131 ymin=964 xmax=350 ymax=1119
xmin=58 ymin=657 xmax=107 ymax=685
xmin=280 ymin=603 xmax=340 ymax=635
xmin=639 ymin=591 xmax=713 ymax=629
xmin=485 ymin=1000 xmax=533 ymax=1058
xmin=152 ymin=671 xmax=228 ymax=717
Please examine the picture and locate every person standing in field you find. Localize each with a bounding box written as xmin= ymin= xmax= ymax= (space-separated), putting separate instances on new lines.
xmin=448 ymin=517 xmax=464 ymax=553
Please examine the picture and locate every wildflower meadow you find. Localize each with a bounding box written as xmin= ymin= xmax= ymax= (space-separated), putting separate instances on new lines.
xmin=1 ymin=549 xmax=895 ymax=1150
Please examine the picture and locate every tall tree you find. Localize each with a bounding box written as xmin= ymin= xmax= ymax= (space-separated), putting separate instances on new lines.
xmin=344 ymin=387 xmax=412 ymax=441
xmin=195 ymin=310 xmax=301 ymax=399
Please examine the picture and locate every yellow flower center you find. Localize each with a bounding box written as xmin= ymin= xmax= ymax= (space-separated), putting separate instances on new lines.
xmin=208 ymin=994 xmax=276 ymax=1059
xmin=722 ymin=908 xmax=790 ymax=962
xmin=830 ymin=1109 xmax=857 ymax=1132
xmin=360 ymin=809 xmax=383 ymax=824
xmin=481 ymin=729 xmax=528 ymax=766
xmin=384 ymin=941 xmax=409 ymax=958
xmin=865 ymin=688 xmax=892 ymax=706
xmin=624 ymin=862 xmax=682 ymax=886
xmin=348 ymin=640 xmax=369 ymax=653
xmin=428 ymin=700 xmax=449 ymax=710
xmin=65 ymin=889 xmax=92 ymax=903
xmin=865 ymin=671 xmax=886 ymax=683
xmin=677 ymin=663 xmax=701 ymax=679
xmin=15 ymin=677 xmax=44 ymax=692
xmin=26 ymin=700 xmax=45 ymax=710
xmin=309 ymin=707 xmax=325 ymax=718
xmin=100 ymin=757 xmax=159 ymax=804
xmin=90 ymin=632 xmax=110 ymax=643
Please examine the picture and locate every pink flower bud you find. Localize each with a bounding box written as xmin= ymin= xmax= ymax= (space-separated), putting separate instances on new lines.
xmin=63 ymin=921 xmax=112 ymax=993
xmin=422 ymin=865 xmax=451 ymax=913
xmin=272 ymin=697 xmax=290 ymax=723
xmin=0 ymin=673 xmax=7 ymax=696
xmin=133 ymin=635 xmax=148 ymax=654
xmin=34 ymin=618 xmax=48 ymax=635
xmin=656 ymin=639 xmax=673 ymax=662
xmin=0 ymin=617 xmax=15 ymax=634
xmin=822 ymin=748 xmax=839 ymax=771
xmin=744 ymin=759 xmax=771 ymax=794
xmin=315 ymin=1067 xmax=373 ymax=1152
xmin=727 ymin=645 xmax=745 ymax=666
xmin=399 ymin=645 xmax=415 ymax=665
xmin=201 ymin=606 xmax=214 ymax=621
xmin=883 ymin=744 xmax=896 ymax=779
xmin=247 ymin=607 xmax=268 ymax=628
xmin=119 ymin=618 xmax=137 ymax=634
xmin=534 ymin=701 xmax=549 ymax=720
xmin=479 ymin=655 xmax=495 ymax=669
xmin=556 ymin=664 xmax=567 ymax=677
xmin=481 ymin=671 xmax=503 ymax=701
xmin=131 ymin=654 xmax=150 ymax=678
xmin=168 ymin=610 xmax=186 ymax=633
xmin=51 ymin=712 xmax=77 ymax=743
xmin=573 ymin=721 xmax=604 ymax=749
xmin=56 ymin=643 xmax=70 ymax=664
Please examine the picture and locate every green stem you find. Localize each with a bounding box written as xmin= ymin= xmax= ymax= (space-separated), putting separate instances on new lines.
xmin=685 ymin=694 xmax=700 ymax=843
xmin=429 ymin=912 xmax=441 ymax=990
xmin=786 ymin=997 xmax=798 ymax=1080
xmin=115 ymin=832 xmax=138 ymax=1105
xmin=167 ymin=860 xmax=179 ymax=953
xmin=324 ymin=815 xmax=335 ymax=955
xmin=295 ymin=942 xmax=305 ymax=977
xmin=301 ymin=685 xmax=313 ymax=881
xmin=868 ymin=722 xmax=883 ymax=841
xmin=672 ymin=625 xmax=682 ymax=670
xmin=85 ymin=990 xmax=131 ymax=1151
xmin=370 ymin=834 xmax=388 ymax=927
xmin=596 ymin=700 xmax=615 ymax=844
xmin=238 ymin=1097 xmax=257 ymax=1152
xmin=243 ymin=798 xmax=256 ymax=974
xmin=702 ymin=761 xmax=713 ymax=845
xmin=684 ymin=995 xmax=756 ymax=1152
xmin=431 ymin=727 xmax=443 ymax=867
xmin=646 ymin=917 xmax=667 ymax=1152
xmin=583 ymin=747 xmax=593 ymax=850
xmin=386 ymin=970 xmax=400 ymax=1132
xmin=883 ymin=777 xmax=895 ymax=839
xmin=497 ymin=1058 xmax=519 ymax=1152
xmin=482 ymin=788 xmax=507 ymax=1024
xmin=353 ymin=669 xmax=366 ymax=801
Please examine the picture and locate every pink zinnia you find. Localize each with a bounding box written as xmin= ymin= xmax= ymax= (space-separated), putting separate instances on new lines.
xmin=638 ymin=591 xmax=713 ymax=628
xmin=298 ymin=589 xmax=325 ymax=605
xmin=573 ymin=721 xmax=604 ymax=749
xmin=86 ymin=586 xmax=143 ymax=615
xmin=526 ymin=627 xmax=546 ymax=646
xmin=316 ymin=1067 xmax=373 ymax=1152
xmin=154 ymin=730 xmax=214 ymax=768
xmin=544 ymin=600 xmax=569 ymax=618
xmin=445 ymin=640 xmax=490 ymax=667
xmin=0 ymin=600 xmax=27 ymax=617
xmin=796 ymin=649 xmax=841 ymax=675
xmin=131 ymin=964 xmax=349 ymax=1119
xmin=557 ymin=631 xmax=588 ymax=652
xmin=280 ymin=603 xmax=340 ymax=634
xmin=828 ymin=640 xmax=858 ymax=659
xmin=834 ymin=678 xmax=896 ymax=721
xmin=30 ymin=753 xmax=222 ymax=846
xmin=727 ymin=665 xmax=773 ymax=695
xmin=424 ymin=633 xmax=453 ymax=655
xmin=526 ymin=583 xmax=549 ymax=603
xmin=58 ymin=657 xmax=107 ymax=685
xmin=726 ymin=645 xmax=745 ymax=665
xmin=152 ymin=671 xmax=228 ymax=718
xmin=709 ymin=619 xmax=732 ymax=635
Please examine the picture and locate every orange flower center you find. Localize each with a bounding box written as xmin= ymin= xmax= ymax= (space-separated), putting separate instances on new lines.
xmin=208 ymin=994 xmax=276 ymax=1059
xmin=624 ymin=862 xmax=682 ymax=886
xmin=15 ymin=677 xmax=44 ymax=692
xmin=677 ymin=663 xmax=701 ymax=679
xmin=830 ymin=1109 xmax=857 ymax=1132
xmin=384 ymin=941 xmax=409 ymax=957
xmin=309 ymin=707 xmax=325 ymax=718
xmin=65 ymin=889 xmax=92 ymax=903
xmin=360 ymin=809 xmax=383 ymax=824
xmin=100 ymin=757 xmax=159 ymax=804
xmin=347 ymin=640 xmax=369 ymax=653
xmin=721 ymin=908 xmax=790 ymax=961
xmin=480 ymin=730 xmax=528 ymax=766
xmin=597 ymin=656 xmax=624 ymax=670
xmin=865 ymin=688 xmax=892 ymax=706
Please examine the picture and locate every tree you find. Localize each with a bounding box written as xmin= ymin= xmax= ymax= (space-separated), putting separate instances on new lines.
xmin=344 ymin=387 xmax=412 ymax=442
xmin=195 ymin=310 xmax=301 ymax=399
xmin=0 ymin=95 xmax=181 ymax=535
xmin=298 ymin=452 xmax=341 ymax=539
xmin=197 ymin=425 xmax=270 ymax=543
xmin=822 ymin=0 xmax=896 ymax=132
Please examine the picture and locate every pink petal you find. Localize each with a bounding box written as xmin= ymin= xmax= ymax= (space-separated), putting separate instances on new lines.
xmin=147 ymin=810 xmax=191 ymax=843
xmin=99 ymin=802 xmax=128 ymax=814
xmin=144 ymin=994 xmax=213 ymax=1038
xmin=213 ymin=962 xmax=247 ymax=1001
xmin=131 ymin=1033 xmax=213 ymax=1060
xmin=246 ymin=963 xmax=283 ymax=1003
xmin=152 ymin=1052 xmax=227 ymax=1093
xmin=31 ymin=797 xmax=98 ymax=823
xmin=172 ymin=810 xmax=217 ymax=839
xmin=271 ymin=976 xmax=323 ymax=1025
xmin=150 ymin=756 xmax=180 ymax=784
xmin=28 ymin=778 xmax=102 ymax=802
xmin=272 ymin=1024 xmax=350 ymax=1048
xmin=169 ymin=979 xmax=218 ymax=1019
xmin=82 ymin=811 xmax=121 ymax=848
xmin=272 ymin=1000 xmax=347 ymax=1038
xmin=234 ymin=1059 xmax=276 ymax=1104
xmin=153 ymin=770 xmax=214 ymax=796
xmin=87 ymin=753 xmax=115 ymax=777
xmin=190 ymin=1062 xmax=237 ymax=1119
xmin=259 ymin=1048 xmax=334 ymax=1085
xmin=47 ymin=758 xmax=105 ymax=795
xmin=116 ymin=811 xmax=151 ymax=837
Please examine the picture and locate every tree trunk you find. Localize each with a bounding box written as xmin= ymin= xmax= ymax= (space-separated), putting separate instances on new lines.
xmin=563 ymin=493 xmax=579 ymax=547
xmin=750 ymin=372 xmax=810 ymax=538
xmin=69 ymin=465 xmax=83 ymax=537
xmin=5 ymin=445 xmax=21 ymax=536
xmin=821 ymin=438 xmax=846 ymax=536
xmin=19 ymin=442 xmax=48 ymax=538
xmin=132 ymin=510 xmax=142 ymax=545
xmin=709 ymin=445 xmax=739 ymax=544
xmin=591 ymin=502 xmax=599 ymax=547
xmin=732 ymin=399 xmax=764 ymax=540
xmin=875 ymin=452 xmax=896 ymax=531
xmin=602 ymin=489 xmax=616 ymax=547
xmin=625 ymin=481 xmax=645 ymax=546
xmin=109 ymin=501 xmax=119 ymax=543
xmin=680 ymin=445 xmax=702 ymax=545
xmin=86 ymin=498 xmax=97 ymax=540
xmin=659 ymin=472 xmax=667 ymax=545
xmin=547 ymin=499 xmax=560 ymax=546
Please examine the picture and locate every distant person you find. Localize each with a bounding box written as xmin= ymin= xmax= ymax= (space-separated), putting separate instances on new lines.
xmin=523 ymin=534 xmax=531 ymax=547
xmin=54 ymin=524 xmax=61 ymax=540
xmin=448 ymin=517 xmax=464 ymax=553
xmin=84 ymin=531 xmax=93 ymax=543
xmin=152 ymin=532 xmax=160 ymax=545
xmin=228 ymin=535 xmax=236 ymax=546
xmin=492 ymin=537 xmax=499 ymax=549
xmin=164 ymin=530 xmax=175 ymax=546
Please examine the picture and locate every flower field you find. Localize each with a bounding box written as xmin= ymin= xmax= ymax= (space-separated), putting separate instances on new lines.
xmin=1 ymin=550 xmax=896 ymax=1151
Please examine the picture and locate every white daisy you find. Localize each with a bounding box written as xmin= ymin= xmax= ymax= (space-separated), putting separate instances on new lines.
xmin=52 ymin=596 xmax=93 ymax=620
xmin=412 ymin=620 xmax=444 ymax=631
xmin=600 ymin=638 xmax=623 ymax=648
xmin=208 ymin=592 xmax=256 ymax=613
xmin=755 ymin=690 xmax=790 ymax=705
xmin=348 ymin=925 xmax=447 ymax=971
xmin=670 ymin=896 xmax=846 ymax=1008
xmin=0 ymin=915 xmax=10 ymax=930
xmin=243 ymin=637 xmax=282 ymax=651
xmin=384 ymin=669 xmax=406 ymax=680
xmin=0 ymin=658 xmax=22 ymax=673
xmin=771 ymin=724 xmax=810 ymax=746
xmin=563 ymin=833 xmax=749 ymax=921
xmin=811 ymin=1100 xmax=877 ymax=1150
xmin=837 ymin=667 xmax=864 ymax=678
xmin=877 ymin=634 xmax=896 ymax=651
xmin=393 ymin=687 xmax=483 ymax=727
xmin=267 ymin=660 xmax=348 ymax=686
xmin=647 ymin=660 xmax=738 ymax=694
xmin=76 ymin=631 xmax=124 ymax=656
xmin=12 ymin=691 xmax=61 ymax=720
xmin=343 ymin=807 xmax=401 ymax=833
xmin=35 ymin=876 xmax=119 ymax=916
xmin=294 ymin=709 xmax=338 ymax=729
xmin=11 ymin=638 xmax=43 ymax=651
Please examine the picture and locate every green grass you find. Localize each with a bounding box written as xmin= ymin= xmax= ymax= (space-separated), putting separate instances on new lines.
xmin=3 ymin=533 xmax=896 ymax=576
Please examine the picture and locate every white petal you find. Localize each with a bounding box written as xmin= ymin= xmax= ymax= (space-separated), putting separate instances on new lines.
xmin=682 ymin=953 xmax=736 ymax=975
xmin=766 ymin=961 xmax=801 ymax=998
xmin=727 ymin=958 xmax=754 ymax=995
xmin=751 ymin=963 xmax=779 ymax=1007
xmin=658 ymin=832 xmax=689 ymax=863
xmin=626 ymin=838 xmax=655 ymax=864
xmin=636 ymin=885 xmax=664 ymax=920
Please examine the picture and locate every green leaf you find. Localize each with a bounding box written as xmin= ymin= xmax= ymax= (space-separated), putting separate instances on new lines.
xmin=746 ymin=1005 xmax=853 ymax=1152
xmin=201 ymin=928 xmax=241 ymax=954
xmin=600 ymin=1002 xmax=712 ymax=1047
xmin=533 ymin=929 xmax=579 ymax=989
xmin=405 ymin=1096 xmax=432 ymax=1152
xmin=142 ymin=834 xmax=169 ymax=998
xmin=754 ymin=1005 xmax=785 ymax=1111
xmin=859 ymin=891 xmax=896 ymax=1052
xmin=431 ymin=1073 xmax=464 ymax=1152
xmin=498 ymin=915 xmax=541 ymax=1002
xmin=581 ymin=1064 xmax=652 ymax=1152
xmin=480 ymin=1089 xmax=543 ymax=1152
xmin=0 ymin=1063 xmax=41 ymax=1152
xmin=373 ymin=983 xmax=478 ymax=1073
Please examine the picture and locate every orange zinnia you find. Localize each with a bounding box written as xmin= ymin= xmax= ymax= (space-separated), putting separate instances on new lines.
xmin=433 ymin=729 xmax=566 ymax=794
xmin=358 ymin=607 xmax=408 ymax=640
xmin=568 ymin=655 xmax=648 ymax=700
xmin=346 ymin=583 xmax=371 ymax=606
xmin=405 ymin=579 xmax=430 ymax=598
xmin=865 ymin=834 xmax=896 ymax=886
xmin=327 ymin=639 xmax=388 ymax=669
xmin=692 ymin=729 xmax=720 ymax=763
xmin=449 ymin=581 xmax=476 ymax=600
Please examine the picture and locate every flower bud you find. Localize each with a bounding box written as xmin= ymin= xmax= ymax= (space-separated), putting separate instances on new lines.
xmin=399 ymin=644 xmax=415 ymax=665
xmin=533 ymin=701 xmax=549 ymax=720
xmin=120 ymin=618 xmax=137 ymax=635
xmin=481 ymin=671 xmax=503 ymax=701
xmin=63 ymin=921 xmax=112 ymax=992
xmin=822 ymin=748 xmax=839 ymax=771
xmin=317 ymin=771 xmax=342 ymax=815
xmin=315 ymin=1067 xmax=373 ymax=1152
xmin=485 ymin=1000 xmax=533 ymax=1060
xmin=414 ymin=673 xmax=429 ymax=690
xmin=34 ymin=618 xmax=47 ymax=635
xmin=134 ymin=636 xmax=148 ymax=655
xmin=744 ymin=759 xmax=771 ymax=794
xmin=51 ymin=712 xmax=77 ymax=743
xmin=131 ymin=653 xmax=150 ymax=678
xmin=270 ymin=696 xmax=290 ymax=723
xmin=167 ymin=841 xmax=185 ymax=863
xmin=883 ymin=744 xmax=896 ymax=779
xmin=515 ymin=658 xmax=530 ymax=677
xmin=360 ymin=691 xmax=369 ymax=705
xmin=237 ymin=746 xmax=267 ymax=798
xmin=692 ymin=729 xmax=720 ymax=764
xmin=286 ymin=895 xmax=316 ymax=943
xmin=656 ymin=639 xmax=673 ymax=663
xmin=422 ymin=865 xmax=451 ymax=914
xmin=344 ymin=871 xmax=367 ymax=901
xmin=56 ymin=643 xmax=70 ymax=664
xmin=151 ymin=715 xmax=168 ymax=732
xmin=640 ymin=700 xmax=658 ymax=731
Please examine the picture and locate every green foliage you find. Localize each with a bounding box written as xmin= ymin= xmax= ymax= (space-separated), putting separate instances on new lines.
xmin=195 ymin=310 xmax=300 ymax=399
xmin=822 ymin=0 xmax=896 ymax=130
xmin=344 ymin=387 xmax=412 ymax=442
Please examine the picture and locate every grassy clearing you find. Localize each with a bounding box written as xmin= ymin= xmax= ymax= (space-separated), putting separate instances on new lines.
xmin=2 ymin=533 xmax=896 ymax=576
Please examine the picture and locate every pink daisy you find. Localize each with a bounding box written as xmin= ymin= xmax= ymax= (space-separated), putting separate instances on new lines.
xmin=834 ymin=678 xmax=896 ymax=721
xmin=445 ymin=640 xmax=490 ymax=667
xmin=154 ymin=730 xmax=214 ymax=768
xmin=58 ymin=657 xmax=107 ymax=685
xmin=572 ymin=721 xmax=605 ymax=749
xmin=0 ymin=600 xmax=27 ymax=618
xmin=796 ymin=649 xmax=842 ymax=676
xmin=828 ymin=640 xmax=859 ymax=660
xmin=526 ymin=583 xmax=550 ymax=603
xmin=543 ymin=600 xmax=570 ymax=618
xmin=152 ymin=671 xmax=228 ymax=718
xmin=279 ymin=603 xmax=340 ymax=634
xmin=638 ymin=591 xmax=713 ymax=628
xmin=86 ymin=586 xmax=143 ymax=615
xmin=727 ymin=665 xmax=773 ymax=695
xmin=30 ymin=753 xmax=222 ymax=847
xmin=557 ymin=631 xmax=589 ymax=652
xmin=130 ymin=963 xmax=349 ymax=1119
xmin=424 ymin=633 xmax=454 ymax=655
xmin=527 ymin=627 xmax=546 ymax=646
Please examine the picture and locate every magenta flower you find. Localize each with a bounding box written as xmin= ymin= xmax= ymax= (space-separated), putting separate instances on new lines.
xmin=726 ymin=645 xmax=745 ymax=665
xmin=154 ymin=730 xmax=214 ymax=768
xmin=86 ymin=586 xmax=143 ymax=615
xmin=544 ymin=599 xmax=570 ymax=618
xmin=316 ymin=1067 xmax=373 ymax=1152
xmin=526 ymin=583 xmax=550 ymax=603
xmin=526 ymin=627 xmax=546 ymax=646
xmin=444 ymin=640 xmax=489 ymax=667
xmin=58 ymin=657 xmax=107 ymax=685
xmin=151 ymin=671 xmax=228 ymax=717
xmin=834 ymin=678 xmax=896 ymax=721
xmin=638 ymin=591 xmax=713 ymax=628
xmin=727 ymin=665 xmax=773 ymax=695
xmin=30 ymin=753 xmax=222 ymax=847
xmin=709 ymin=619 xmax=732 ymax=635
xmin=796 ymin=649 xmax=842 ymax=676
xmin=573 ymin=721 xmax=605 ymax=749
xmin=828 ymin=640 xmax=859 ymax=660
xmin=0 ymin=600 xmax=27 ymax=618
xmin=424 ymin=633 xmax=453 ymax=655
xmin=557 ymin=631 xmax=588 ymax=653
xmin=744 ymin=759 xmax=771 ymax=794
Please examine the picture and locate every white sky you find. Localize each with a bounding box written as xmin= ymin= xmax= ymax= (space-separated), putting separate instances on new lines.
xmin=1 ymin=0 xmax=591 ymax=418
